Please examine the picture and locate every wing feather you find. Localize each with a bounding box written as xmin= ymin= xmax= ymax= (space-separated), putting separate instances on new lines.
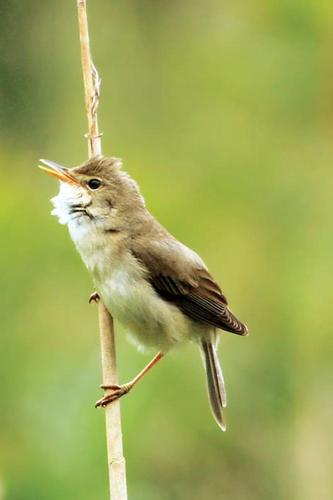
xmin=131 ymin=239 xmax=248 ymax=336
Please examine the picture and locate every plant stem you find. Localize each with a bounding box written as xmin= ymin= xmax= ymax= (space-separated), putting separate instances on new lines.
xmin=76 ymin=2 xmax=128 ymax=498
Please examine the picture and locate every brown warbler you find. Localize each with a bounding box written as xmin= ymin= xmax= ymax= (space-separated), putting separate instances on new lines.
xmin=39 ymin=156 xmax=248 ymax=431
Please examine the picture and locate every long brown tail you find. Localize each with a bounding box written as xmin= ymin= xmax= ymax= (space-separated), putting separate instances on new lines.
xmin=200 ymin=338 xmax=227 ymax=431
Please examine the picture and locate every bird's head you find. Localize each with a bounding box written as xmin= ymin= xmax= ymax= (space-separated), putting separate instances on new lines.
xmin=38 ymin=156 xmax=145 ymax=230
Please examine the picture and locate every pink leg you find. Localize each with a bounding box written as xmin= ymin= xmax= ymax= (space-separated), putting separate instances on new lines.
xmin=95 ymin=352 xmax=164 ymax=408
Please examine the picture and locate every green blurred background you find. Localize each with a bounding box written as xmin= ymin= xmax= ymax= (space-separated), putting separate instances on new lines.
xmin=1 ymin=1 xmax=333 ymax=498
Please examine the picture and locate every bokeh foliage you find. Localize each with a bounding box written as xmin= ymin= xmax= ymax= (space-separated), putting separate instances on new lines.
xmin=1 ymin=1 xmax=333 ymax=499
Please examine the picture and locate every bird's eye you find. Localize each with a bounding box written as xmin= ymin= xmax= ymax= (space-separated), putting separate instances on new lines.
xmin=87 ymin=178 xmax=102 ymax=190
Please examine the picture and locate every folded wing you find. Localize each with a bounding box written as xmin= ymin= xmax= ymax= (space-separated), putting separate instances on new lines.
xmin=131 ymin=238 xmax=248 ymax=335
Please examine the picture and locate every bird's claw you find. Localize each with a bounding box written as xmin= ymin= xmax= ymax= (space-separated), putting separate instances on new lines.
xmin=89 ymin=292 xmax=100 ymax=304
xmin=95 ymin=384 xmax=132 ymax=408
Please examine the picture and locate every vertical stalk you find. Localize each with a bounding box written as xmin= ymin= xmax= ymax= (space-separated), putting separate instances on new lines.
xmin=76 ymin=2 xmax=128 ymax=498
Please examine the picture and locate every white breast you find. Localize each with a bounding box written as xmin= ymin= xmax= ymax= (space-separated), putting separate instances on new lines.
xmin=98 ymin=253 xmax=192 ymax=352
xmin=68 ymin=218 xmax=192 ymax=352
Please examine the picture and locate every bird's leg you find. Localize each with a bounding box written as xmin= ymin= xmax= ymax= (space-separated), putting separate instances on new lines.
xmin=89 ymin=291 xmax=100 ymax=304
xmin=95 ymin=352 xmax=164 ymax=408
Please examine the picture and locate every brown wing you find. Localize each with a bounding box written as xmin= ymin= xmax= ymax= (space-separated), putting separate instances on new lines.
xmin=131 ymin=239 xmax=247 ymax=335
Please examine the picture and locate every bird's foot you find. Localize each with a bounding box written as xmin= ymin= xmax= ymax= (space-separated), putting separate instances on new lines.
xmin=89 ymin=291 xmax=100 ymax=304
xmin=95 ymin=383 xmax=132 ymax=408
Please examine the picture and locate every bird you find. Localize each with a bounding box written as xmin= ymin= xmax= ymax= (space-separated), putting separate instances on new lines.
xmin=39 ymin=155 xmax=248 ymax=431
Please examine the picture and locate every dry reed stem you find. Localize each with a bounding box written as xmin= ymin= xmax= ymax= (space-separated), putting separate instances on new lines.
xmin=76 ymin=1 xmax=128 ymax=498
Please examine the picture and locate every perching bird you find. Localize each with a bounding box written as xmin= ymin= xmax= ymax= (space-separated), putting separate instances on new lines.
xmin=39 ymin=156 xmax=248 ymax=430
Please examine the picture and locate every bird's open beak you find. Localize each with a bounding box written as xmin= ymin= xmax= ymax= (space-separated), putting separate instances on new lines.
xmin=38 ymin=159 xmax=80 ymax=185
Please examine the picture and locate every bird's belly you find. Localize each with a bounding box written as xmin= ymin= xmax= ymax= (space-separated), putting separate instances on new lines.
xmin=97 ymin=268 xmax=191 ymax=352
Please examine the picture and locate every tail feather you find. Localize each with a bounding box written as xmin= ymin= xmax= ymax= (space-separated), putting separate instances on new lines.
xmin=201 ymin=338 xmax=227 ymax=431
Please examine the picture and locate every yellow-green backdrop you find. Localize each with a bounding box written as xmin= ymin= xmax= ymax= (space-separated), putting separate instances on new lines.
xmin=1 ymin=1 xmax=332 ymax=499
